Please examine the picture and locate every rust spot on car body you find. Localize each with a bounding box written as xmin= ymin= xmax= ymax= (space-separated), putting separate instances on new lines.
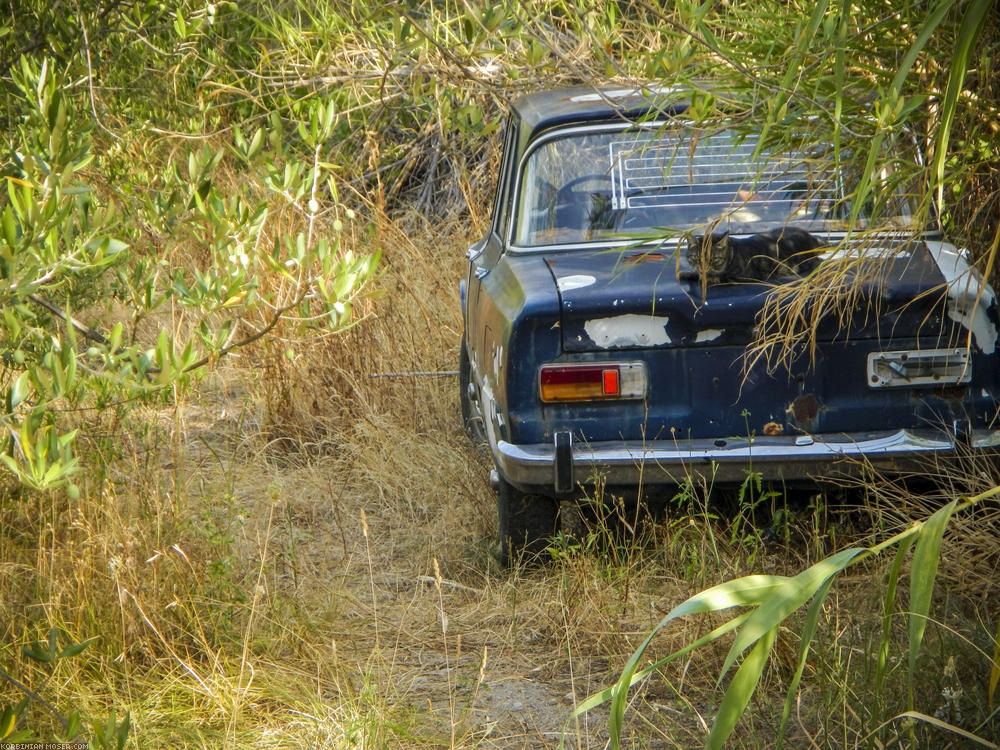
xmin=762 ymin=421 xmax=783 ymax=436
xmin=787 ymin=393 xmax=821 ymax=432
xmin=791 ymin=394 xmax=819 ymax=422
xmin=624 ymin=252 xmax=666 ymax=265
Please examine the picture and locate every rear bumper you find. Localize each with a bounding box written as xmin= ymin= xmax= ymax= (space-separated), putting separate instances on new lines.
xmin=495 ymin=429 xmax=1000 ymax=491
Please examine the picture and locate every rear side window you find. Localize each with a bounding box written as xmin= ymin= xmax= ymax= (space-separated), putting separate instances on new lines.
xmin=491 ymin=118 xmax=517 ymax=241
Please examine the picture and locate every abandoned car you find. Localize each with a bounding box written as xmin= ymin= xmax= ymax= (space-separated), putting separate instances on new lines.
xmin=459 ymin=85 xmax=1000 ymax=561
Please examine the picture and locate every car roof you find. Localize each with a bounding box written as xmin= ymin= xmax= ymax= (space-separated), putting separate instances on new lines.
xmin=510 ymin=84 xmax=688 ymax=140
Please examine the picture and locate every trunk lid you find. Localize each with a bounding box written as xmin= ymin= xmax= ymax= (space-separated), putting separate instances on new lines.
xmin=545 ymin=238 xmax=981 ymax=354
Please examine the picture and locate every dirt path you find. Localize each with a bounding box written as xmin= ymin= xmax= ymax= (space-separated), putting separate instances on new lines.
xmin=172 ymin=222 xmax=700 ymax=747
xmin=182 ymin=369 xmax=654 ymax=748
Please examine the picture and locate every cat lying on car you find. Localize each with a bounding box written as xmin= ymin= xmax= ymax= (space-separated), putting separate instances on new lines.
xmin=683 ymin=227 xmax=824 ymax=283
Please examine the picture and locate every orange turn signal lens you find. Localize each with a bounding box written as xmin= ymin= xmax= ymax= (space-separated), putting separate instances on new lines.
xmin=539 ymin=363 xmax=645 ymax=402
xmin=602 ymin=369 xmax=619 ymax=396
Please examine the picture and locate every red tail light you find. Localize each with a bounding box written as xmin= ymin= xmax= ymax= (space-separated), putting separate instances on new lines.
xmin=539 ymin=362 xmax=646 ymax=402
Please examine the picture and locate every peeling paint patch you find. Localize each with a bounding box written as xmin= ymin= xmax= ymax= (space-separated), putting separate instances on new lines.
xmin=583 ymin=314 xmax=670 ymax=349
xmin=695 ymin=328 xmax=723 ymax=343
xmin=925 ymin=241 xmax=998 ymax=354
xmin=492 ymin=344 xmax=503 ymax=382
xmin=556 ymin=275 xmax=596 ymax=292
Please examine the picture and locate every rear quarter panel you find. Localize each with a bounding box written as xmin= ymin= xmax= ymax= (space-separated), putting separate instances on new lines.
xmin=470 ymin=252 xmax=562 ymax=444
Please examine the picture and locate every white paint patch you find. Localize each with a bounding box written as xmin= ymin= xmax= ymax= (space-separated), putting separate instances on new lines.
xmin=695 ymin=329 xmax=723 ymax=343
xmin=924 ymin=240 xmax=997 ymax=354
xmin=584 ymin=314 xmax=670 ymax=349
xmin=556 ymin=274 xmax=596 ymax=292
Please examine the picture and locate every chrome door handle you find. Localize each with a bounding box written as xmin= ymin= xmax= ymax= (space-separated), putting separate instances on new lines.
xmin=474 ymin=267 xmax=489 ymax=280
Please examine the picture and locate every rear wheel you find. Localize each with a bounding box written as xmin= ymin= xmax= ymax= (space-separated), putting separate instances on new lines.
xmin=497 ymin=476 xmax=558 ymax=566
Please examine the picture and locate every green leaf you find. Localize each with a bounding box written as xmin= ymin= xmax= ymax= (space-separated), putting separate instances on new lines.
xmin=989 ymin=611 xmax=1000 ymax=709
xmin=876 ymin=529 xmax=918 ymax=702
xmin=65 ymin=710 xmax=81 ymax=740
xmin=850 ymin=0 xmax=957 ymax=224
xmin=575 ymin=612 xmax=751 ymax=722
xmin=607 ymin=576 xmax=786 ymax=747
xmin=116 ymin=711 xmax=131 ymax=749
xmin=720 ymin=548 xmax=863 ymax=679
xmin=0 ymin=704 xmax=16 ymax=739
xmin=707 ymin=626 xmax=778 ymax=750
xmin=776 ymin=576 xmax=834 ymax=748
xmin=57 ymin=635 xmax=98 ymax=660
xmin=930 ymin=0 xmax=991 ymax=212
xmin=10 ymin=372 xmax=30 ymax=409
xmin=247 ymin=128 xmax=264 ymax=160
xmin=22 ymin=643 xmax=52 ymax=663
xmin=1 ymin=206 xmax=17 ymax=248
xmin=909 ymin=500 xmax=957 ymax=687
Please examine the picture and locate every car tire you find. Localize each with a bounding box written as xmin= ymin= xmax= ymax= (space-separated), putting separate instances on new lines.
xmin=459 ymin=335 xmax=486 ymax=445
xmin=496 ymin=476 xmax=558 ymax=566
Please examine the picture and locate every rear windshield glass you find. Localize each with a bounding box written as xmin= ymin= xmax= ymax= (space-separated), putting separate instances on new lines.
xmin=513 ymin=125 xmax=917 ymax=247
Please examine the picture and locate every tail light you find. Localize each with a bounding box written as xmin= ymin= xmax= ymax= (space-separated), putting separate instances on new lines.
xmin=539 ymin=362 xmax=647 ymax=402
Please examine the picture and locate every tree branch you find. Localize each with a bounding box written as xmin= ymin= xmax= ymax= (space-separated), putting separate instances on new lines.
xmin=0 ymin=663 xmax=68 ymax=733
xmin=27 ymin=294 xmax=110 ymax=346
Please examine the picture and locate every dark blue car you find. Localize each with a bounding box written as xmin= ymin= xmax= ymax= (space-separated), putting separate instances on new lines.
xmin=460 ymin=85 xmax=1000 ymax=562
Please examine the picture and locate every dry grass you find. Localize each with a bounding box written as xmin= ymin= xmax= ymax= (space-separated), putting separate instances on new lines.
xmin=2 ymin=208 xmax=999 ymax=748
xmin=3 ymin=1 xmax=1000 ymax=746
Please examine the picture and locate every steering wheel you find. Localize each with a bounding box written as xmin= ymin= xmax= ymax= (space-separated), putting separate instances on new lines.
xmin=555 ymin=173 xmax=612 ymax=203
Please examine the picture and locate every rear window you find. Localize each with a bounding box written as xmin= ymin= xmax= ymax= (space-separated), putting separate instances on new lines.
xmin=513 ymin=125 xmax=917 ymax=247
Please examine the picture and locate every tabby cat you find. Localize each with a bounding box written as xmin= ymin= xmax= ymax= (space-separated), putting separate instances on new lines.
xmin=683 ymin=227 xmax=824 ymax=284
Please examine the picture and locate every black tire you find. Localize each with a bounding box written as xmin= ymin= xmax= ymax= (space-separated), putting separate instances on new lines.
xmin=497 ymin=476 xmax=559 ymax=566
xmin=459 ymin=335 xmax=486 ymax=445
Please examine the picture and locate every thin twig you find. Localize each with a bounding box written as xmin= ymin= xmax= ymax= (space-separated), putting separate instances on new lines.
xmin=369 ymin=370 xmax=458 ymax=378
xmin=0 ymin=664 xmax=68 ymax=733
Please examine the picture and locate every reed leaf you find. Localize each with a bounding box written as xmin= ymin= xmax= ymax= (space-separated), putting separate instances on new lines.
xmin=908 ymin=499 xmax=957 ymax=702
xmin=706 ymin=626 xmax=778 ymax=750
xmin=775 ymin=575 xmax=835 ymax=749
xmin=848 ymin=0 xmax=956 ymax=227
xmin=719 ymin=548 xmax=864 ymax=680
xmin=930 ymin=0 xmax=993 ymax=213
xmin=569 ymin=612 xmax=751 ymax=750
xmin=875 ymin=529 xmax=917 ymax=710
xmin=607 ymin=575 xmax=786 ymax=749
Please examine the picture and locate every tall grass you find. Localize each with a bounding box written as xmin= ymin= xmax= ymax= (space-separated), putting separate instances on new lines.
xmin=1 ymin=0 xmax=999 ymax=747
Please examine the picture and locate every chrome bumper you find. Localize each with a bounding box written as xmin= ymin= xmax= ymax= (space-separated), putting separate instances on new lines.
xmin=495 ymin=429 xmax=1000 ymax=491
